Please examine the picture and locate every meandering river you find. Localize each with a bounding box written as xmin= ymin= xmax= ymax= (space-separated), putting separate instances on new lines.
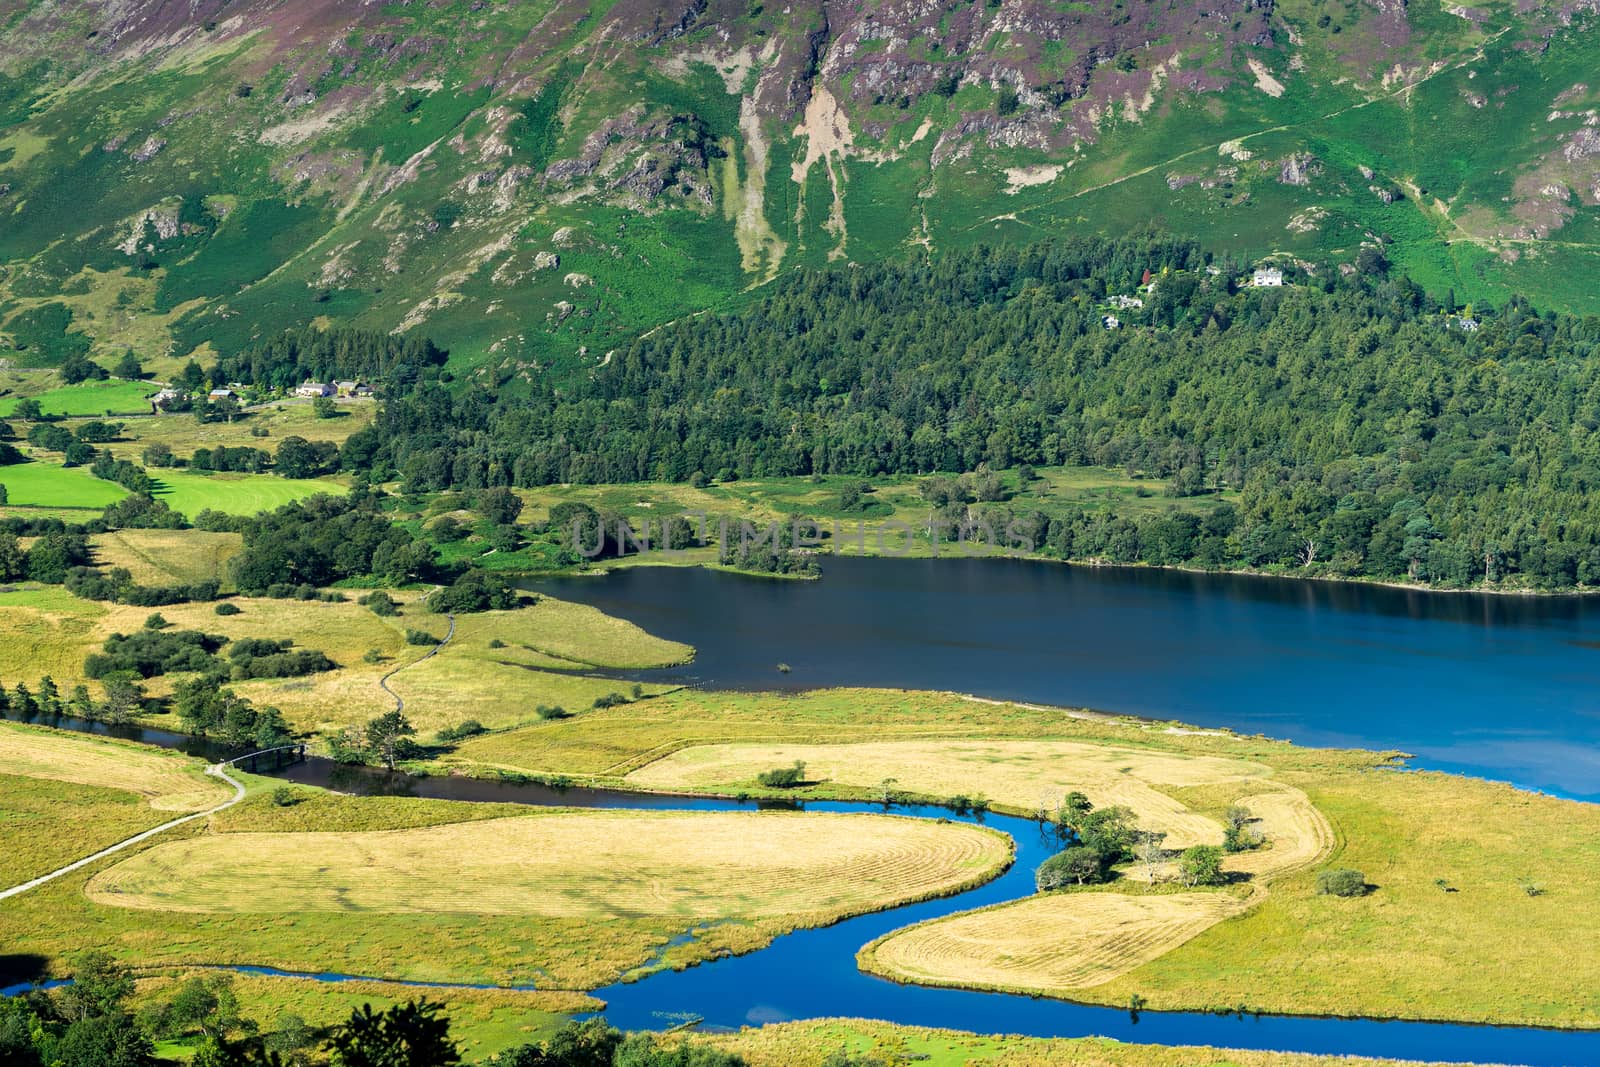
xmin=10 ymin=557 xmax=1600 ymax=1064
xmin=530 ymin=556 xmax=1600 ymax=800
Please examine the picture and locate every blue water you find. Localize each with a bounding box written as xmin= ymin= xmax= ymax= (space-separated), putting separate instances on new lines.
xmin=13 ymin=556 xmax=1600 ymax=1064
xmin=531 ymin=556 xmax=1600 ymax=800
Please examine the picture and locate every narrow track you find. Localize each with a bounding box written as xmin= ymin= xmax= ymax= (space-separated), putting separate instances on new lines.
xmin=377 ymin=612 xmax=456 ymax=714
xmin=0 ymin=761 xmax=246 ymax=903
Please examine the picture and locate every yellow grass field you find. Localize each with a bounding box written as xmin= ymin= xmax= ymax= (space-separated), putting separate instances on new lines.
xmin=861 ymin=891 xmax=1248 ymax=993
xmin=86 ymin=810 xmax=1010 ymax=919
xmin=0 ymin=584 xmax=691 ymax=735
xmin=0 ymin=774 xmax=176 ymax=886
xmin=90 ymin=529 xmax=243 ymax=588
xmin=627 ymin=739 xmax=1271 ymax=850
xmin=0 ymin=720 xmax=229 ymax=812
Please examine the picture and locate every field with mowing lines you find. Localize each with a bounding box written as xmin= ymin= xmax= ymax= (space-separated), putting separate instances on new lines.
xmin=0 ymin=380 xmax=153 ymax=417
xmin=861 ymin=891 xmax=1249 ymax=993
xmin=86 ymin=810 xmax=1010 ymax=918
xmin=0 ymin=460 xmax=128 ymax=508
xmin=698 ymin=1019 xmax=1468 ymax=1067
xmin=90 ymin=528 xmax=242 ymax=587
xmin=0 ymin=720 xmax=229 ymax=812
xmin=0 ymin=774 xmax=177 ymax=886
xmin=149 ymin=468 xmax=347 ymax=517
xmin=0 ymin=794 xmax=1010 ymax=988
xmin=627 ymin=739 xmax=1270 ymax=850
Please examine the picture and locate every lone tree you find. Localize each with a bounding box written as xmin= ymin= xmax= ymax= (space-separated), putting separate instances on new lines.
xmin=365 ymin=710 xmax=417 ymax=771
xmin=1178 ymin=844 xmax=1227 ymax=887
xmin=1134 ymin=831 xmax=1168 ymax=882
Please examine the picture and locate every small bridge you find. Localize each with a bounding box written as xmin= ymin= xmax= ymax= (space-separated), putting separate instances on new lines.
xmin=224 ymin=743 xmax=308 ymax=774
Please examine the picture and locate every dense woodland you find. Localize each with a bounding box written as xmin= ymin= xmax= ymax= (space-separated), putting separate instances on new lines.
xmin=331 ymin=235 xmax=1600 ymax=588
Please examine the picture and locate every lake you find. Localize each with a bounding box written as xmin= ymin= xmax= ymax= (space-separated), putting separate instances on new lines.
xmin=530 ymin=556 xmax=1600 ymax=799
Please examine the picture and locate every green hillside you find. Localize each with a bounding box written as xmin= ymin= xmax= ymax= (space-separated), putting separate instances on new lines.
xmin=0 ymin=0 xmax=1595 ymax=383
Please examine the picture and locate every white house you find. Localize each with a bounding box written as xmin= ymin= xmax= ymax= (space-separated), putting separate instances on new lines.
xmin=1252 ymin=266 xmax=1284 ymax=287
xmin=1109 ymin=294 xmax=1144 ymax=310
xmin=1102 ymin=314 xmax=1121 ymax=330
xmin=295 ymin=381 xmax=334 ymax=398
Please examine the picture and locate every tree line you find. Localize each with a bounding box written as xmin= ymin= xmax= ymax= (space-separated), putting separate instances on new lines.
xmin=0 ymin=954 xmax=885 ymax=1066
xmin=322 ymin=233 xmax=1600 ymax=589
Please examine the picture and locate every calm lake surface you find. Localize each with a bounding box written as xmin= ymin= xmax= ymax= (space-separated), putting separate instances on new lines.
xmin=530 ymin=556 xmax=1600 ymax=800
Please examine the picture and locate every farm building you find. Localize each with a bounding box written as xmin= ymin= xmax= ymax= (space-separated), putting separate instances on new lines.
xmin=295 ymin=381 xmax=334 ymax=398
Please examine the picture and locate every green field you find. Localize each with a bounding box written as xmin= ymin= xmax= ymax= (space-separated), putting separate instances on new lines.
xmin=148 ymin=468 xmax=347 ymax=517
xmin=0 ymin=379 xmax=153 ymax=417
xmin=0 ymin=460 xmax=344 ymax=516
xmin=0 ymin=460 xmax=128 ymax=508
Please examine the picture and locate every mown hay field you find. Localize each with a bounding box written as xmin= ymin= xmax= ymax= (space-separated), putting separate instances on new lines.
xmin=0 ymin=719 xmax=228 ymax=811
xmin=860 ymin=891 xmax=1248 ymax=993
xmin=1 ymin=796 xmax=1009 ymax=989
xmin=86 ymin=810 xmax=1010 ymax=919
xmin=626 ymin=739 xmax=1270 ymax=849
xmin=0 ymin=773 xmax=174 ymax=886
xmin=90 ymin=529 xmax=243 ymax=587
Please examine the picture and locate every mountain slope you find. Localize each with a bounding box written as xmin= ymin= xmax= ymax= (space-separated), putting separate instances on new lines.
xmin=0 ymin=0 xmax=1596 ymax=381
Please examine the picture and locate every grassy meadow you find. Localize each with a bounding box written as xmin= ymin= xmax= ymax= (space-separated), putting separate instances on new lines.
xmin=0 ymin=774 xmax=175 ymax=886
xmin=90 ymin=528 xmax=242 ymax=587
xmin=99 ymin=398 xmax=377 ymax=465
xmin=696 ymin=1020 xmax=1480 ymax=1067
xmin=0 ymin=457 xmax=345 ymax=517
xmin=2 ymin=789 xmax=1009 ymax=990
xmin=132 ymin=973 xmax=594 ymax=1065
xmin=0 ymin=459 xmax=130 ymax=508
xmin=0 ymin=379 xmax=154 ymax=417
xmin=86 ymin=809 xmax=1008 ymax=919
xmin=0 ymin=719 xmax=228 ymax=812
xmin=451 ymin=687 xmax=1600 ymax=1027
xmin=0 ymin=720 xmax=227 ymax=887
xmin=148 ymin=468 xmax=347 ymax=517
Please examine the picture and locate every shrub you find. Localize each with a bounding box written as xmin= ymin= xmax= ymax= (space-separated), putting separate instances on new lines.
xmin=535 ymin=704 xmax=569 ymax=720
xmin=271 ymin=786 xmax=299 ymax=807
xmin=360 ymin=590 xmax=400 ymax=616
xmin=1179 ymin=844 xmax=1227 ymax=887
xmin=757 ymin=761 xmax=806 ymax=788
xmin=214 ymin=602 xmax=241 ymax=616
xmin=405 ymin=629 xmax=439 ymax=646
xmin=1315 ymin=868 xmax=1369 ymax=897
xmin=437 ymin=719 xmax=486 ymax=742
